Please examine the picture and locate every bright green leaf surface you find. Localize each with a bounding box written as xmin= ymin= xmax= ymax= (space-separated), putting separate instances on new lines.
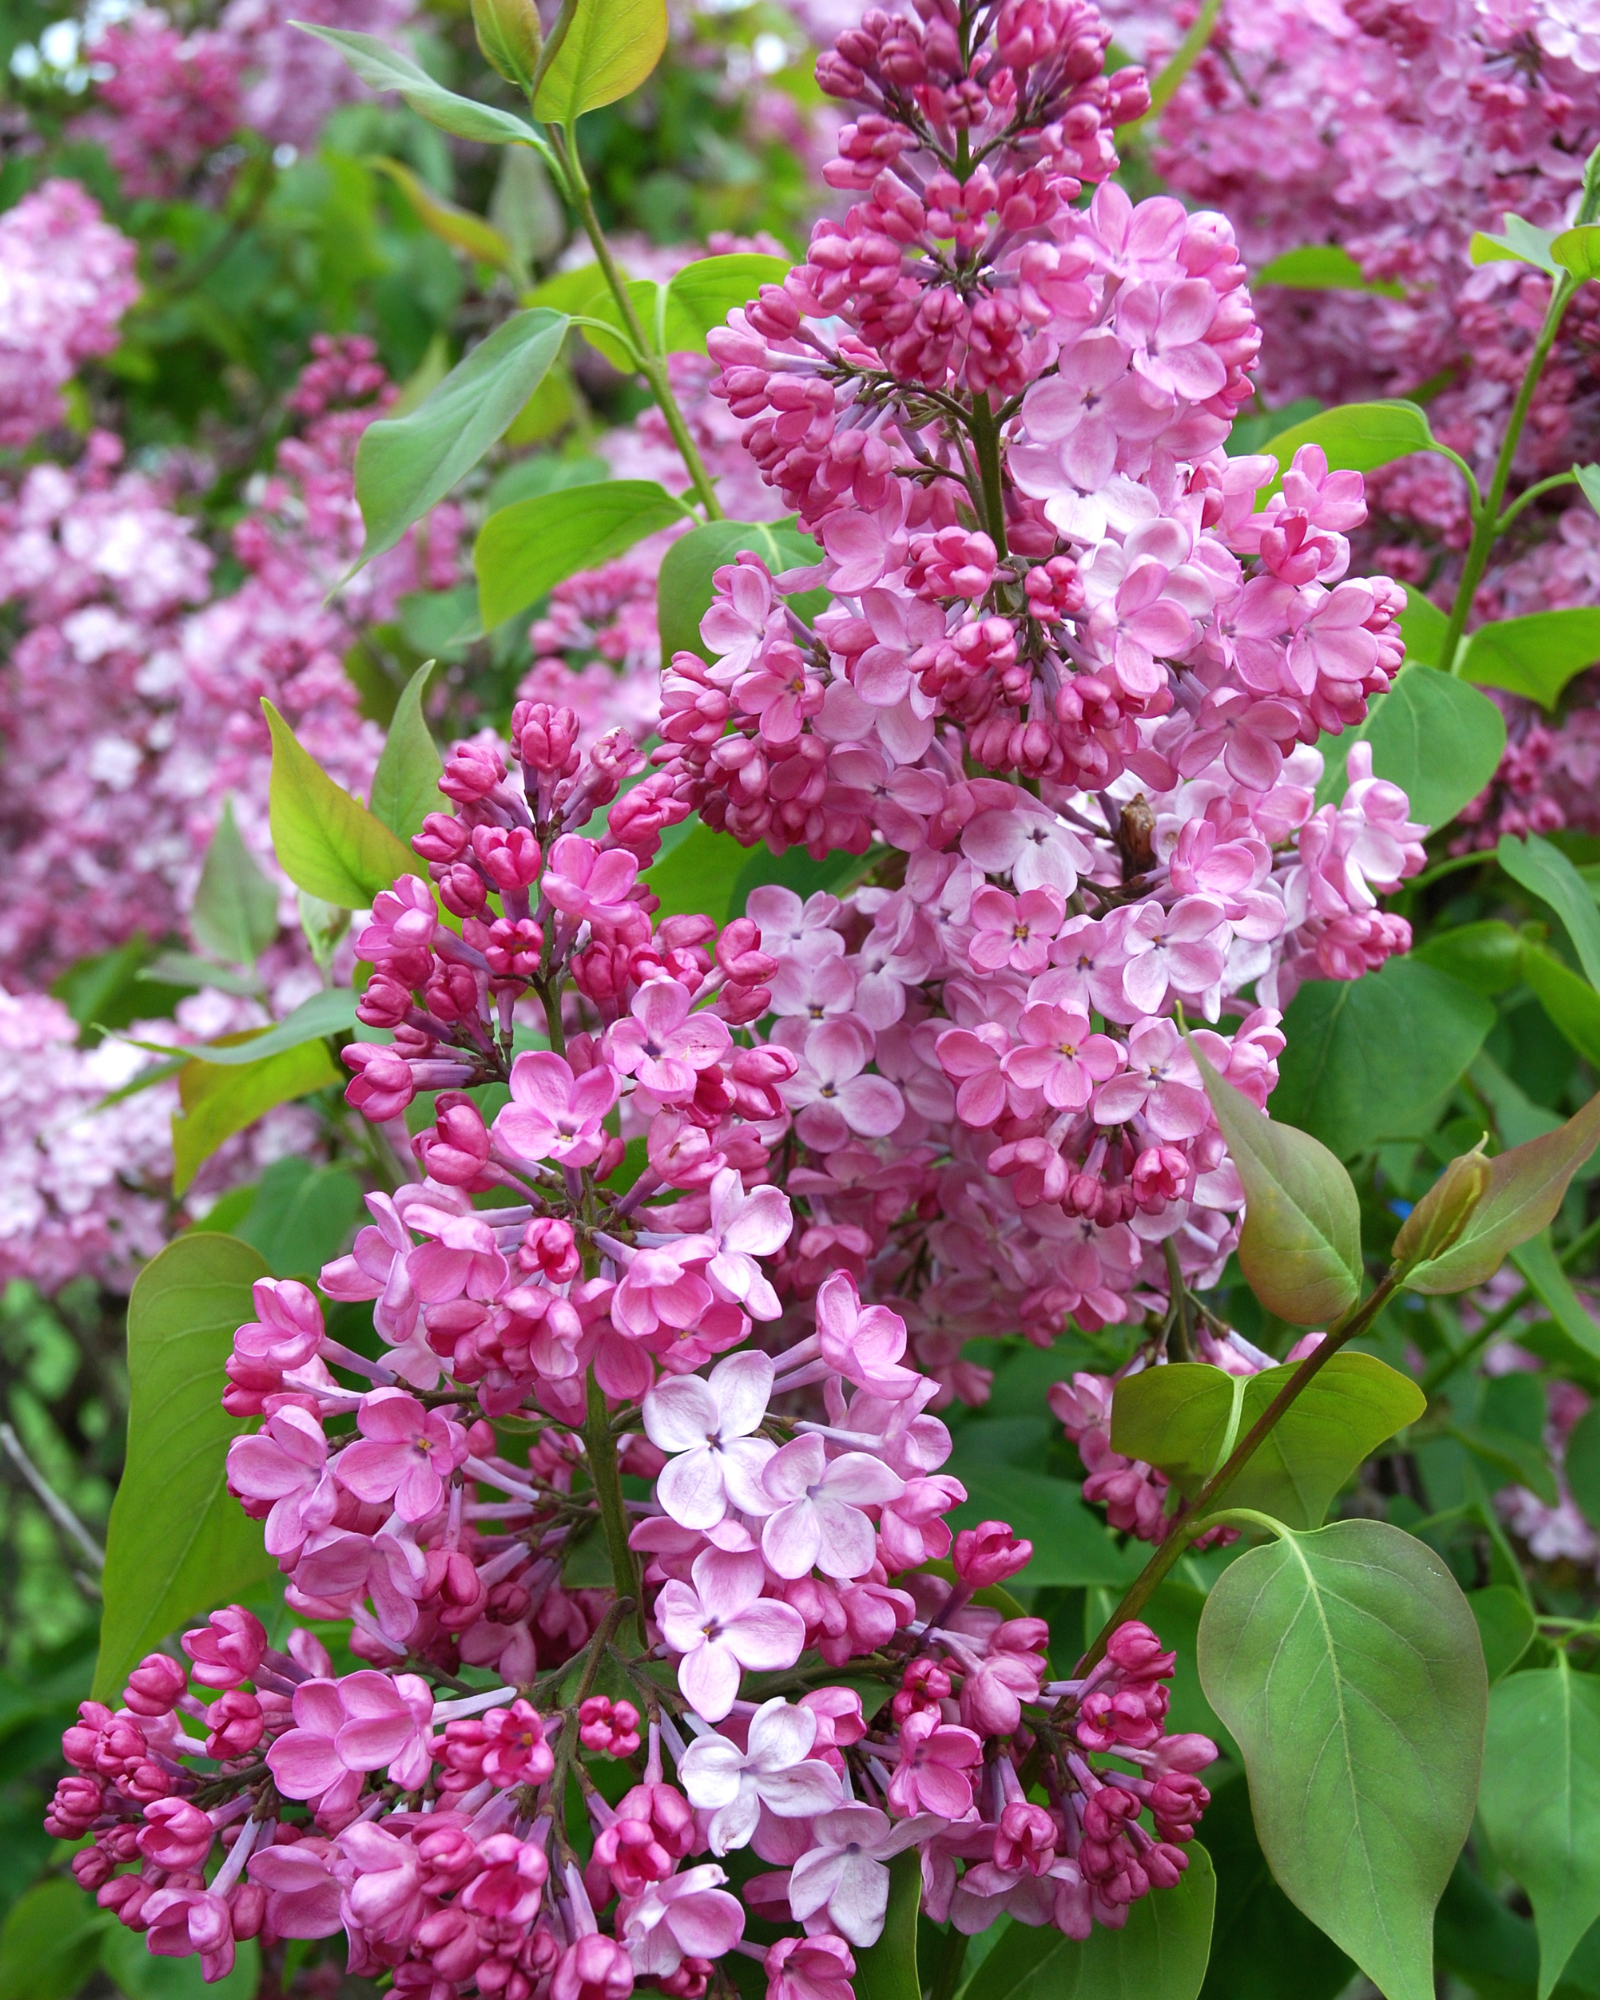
xmin=370 ymin=659 xmax=443 ymax=841
xmin=299 ymin=26 xmax=542 ymax=145
xmin=1273 ymin=957 xmax=1495 ymax=1158
xmin=1565 ymin=1405 xmax=1600 ymax=1532
xmin=94 ymin=1235 xmax=277 ymax=1700
xmin=172 ymin=1037 xmax=340 ymax=1194
xmin=195 ymin=1157 xmax=366 ymax=1278
xmin=964 ymin=1844 xmax=1215 ymax=2000
xmin=1577 ymin=462 xmax=1600 ymax=521
xmin=853 ymin=1851 xmax=921 ymax=2000
xmin=1470 ymin=216 xmax=1563 ymax=275
xmin=658 ymin=516 xmax=821 ymax=662
xmin=1313 ymin=666 xmax=1505 ymax=827
xmin=354 ymin=308 xmax=568 ymax=567
xmin=1111 ymin=1353 xmax=1424 ymax=1528
xmin=1193 ymin=1050 xmax=1362 ymax=1324
xmin=1255 ymin=244 xmax=1403 ymax=296
xmin=534 ymin=0 xmax=669 ymax=120
xmin=1466 ymin=1586 xmax=1536 ymax=1684
xmin=1480 ymin=1662 xmax=1600 ymax=1998
xmin=1198 ymin=1519 xmax=1486 ymax=2000
xmin=1407 ymin=1089 xmax=1600 ymax=1292
xmin=1399 ymin=583 xmax=1452 ymax=666
xmin=1463 ymin=608 xmax=1600 ymax=708
xmin=1553 ymin=226 xmax=1600 ymax=279
xmin=264 ymin=700 xmax=416 ymax=907
xmin=1414 ymin=920 xmax=1525 ymax=995
xmin=1254 ymin=400 xmax=1437 ymax=500
xmin=191 ymin=798 xmax=280 ymax=968
xmin=1499 ymin=834 xmax=1600 ymax=989
xmin=476 ymin=478 xmax=688 ymax=627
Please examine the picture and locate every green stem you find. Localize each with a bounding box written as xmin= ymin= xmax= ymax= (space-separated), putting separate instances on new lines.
xmin=1076 ymin=1269 xmax=1401 ymax=1672
xmin=548 ymin=130 xmax=724 ymax=521
xmin=968 ymin=392 xmax=1009 ymax=557
xmin=583 ymin=1368 xmax=643 ymax=1643
xmin=1497 ymin=468 xmax=1581 ymax=535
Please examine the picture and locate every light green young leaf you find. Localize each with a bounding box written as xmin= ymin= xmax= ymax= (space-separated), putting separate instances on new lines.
xmin=853 ymin=1851 xmax=921 ymax=2000
xmin=1405 ymin=1088 xmax=1600 ymax=1293
xmin=1398 ymin=582 xmax=1452 ymax=666
xmin=658 ymin=517 xmax=822 ymax=662
xmin=1462 ymin=607 xmax=1600 ymax=708
xmin=1413 ymin=919 xmax=1525 ymax=995
xmin=296 ymin=24 xmax=542 ymax=145
xmin=263 ymin=699 xmax=417 ymax=907
xmin=1479 ymin=1661 xmax=1600 ymax=1998
xmin=1111 ymin=1353 xmax=1424 ymax=1529
xmin=1565 ymin=1404 xmax=1600 ymax=1530
xmin=172 ymin=1038 xmax=341 ymax=1195
xmin=1271 ymin=957 xmax=1495 ymax=1158
xmin=1192 ymin=1051 xmax=1362 ymax=1324
xmin=534 ymin=0 xmax=669 ymax=121
xmin=1523 ymin=943 xmax=1600 ymax=1068
xmin=1470 ymin=216 xmax=1563 ymax=276
xmin=145 ymin=988 xmax=359 ymax=1068
xmin=1254 ymin=245 xmax=1403 ymax=297
xmin=475 ymin=478 xmax=690 ymax=627
xmin=353 ymin=308 xmax=568 ymax=568
xmin=1137 ymin=0 xmax=1221 ymax=121
xmin=1253 ymin=400 xmax=1437 ymax=502
xmin=1553 ymin=225 xmax=1600 ymax=279
xmin=368 ymin=155 xmax=514 ymax=269
xmin=1497 ymin=832 xmax=1600 ymax=987
xmin=370 ymin=659 xmax=443 ymax=841
xmin=94 ymin=1235 xmax=278 ymax=1700
xmin=1311 ymin=664 xmax=1505 ymax=826
xmin=190 ymin=798 xmax=281 ymax=968
xmin=1198 ymin=1519 xmax=1486 ymax=2000
xmin=1577 ymin=462 xmax=1600 ymax=519
xmin=663 ymin=253 xmax=792 ymax=350
xmin=963 ymin=1844 xmax=1216 ymax=2000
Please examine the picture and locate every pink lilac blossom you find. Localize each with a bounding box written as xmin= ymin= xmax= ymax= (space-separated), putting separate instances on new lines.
xmin=77 ymin=11 xmax=242 ymax=198
xmin=0 ymin=180 xmax=139 ymax=448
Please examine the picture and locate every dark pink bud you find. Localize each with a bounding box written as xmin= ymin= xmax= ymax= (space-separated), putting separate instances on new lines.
xmin=439 ymin=741 xmax=506 ymax=804
xmin=472 ymin=824 xmax=543 ymax=891
xmin=180 ymin=1606 xmax=267 ymax=1689
xmin=953 ymin=1519 xmax=1033 ymax=1588
xmin=205 ymin=1689 xmax=264 ymax=1758
xmin=552 ymin=1933 xmax=634 ymax=2000
xmin=513 ymin=700 xmax=581 ymax=777
xmin=123 ymin=1652 xmax=188 ymax=1717
xmin=1105 ymin=1621 xmax=1175 ymax=1680
xmin=414 ymin=811 xmax=470 ymax=863
xmin=415 ymin=1094 xmax=492 ymax=1186
xmin=137 ymin=1797 xmax=215 ymax=1869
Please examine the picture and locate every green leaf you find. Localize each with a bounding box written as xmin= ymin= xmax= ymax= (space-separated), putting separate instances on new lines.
xmin=1523 ymin=943 xmax=1600 ymax=1068
xmin=1197 ymin=1773 xmax=1354 ymax=2000
xmin=1192 ymin=1049 xmax=1362 ymax=1325
xmin=1463 ymin=608 xmax=1600 ymax=708
xmin=142 ymin=949 xmax=263 ymax=998
xmin=853 ymin=1851 xmax=921 ymax=2000
xmin=658 ymin=517 xmax=822 ymax=663
xmin=963 ymin=1843 xmax=1216 ymax=2000
xmin=1254 ymin=245 xmax=1403 ymax=297
xmin=1480 ymin=1661 xmax=1600 ymax=1998
xmin=534 ymin=0 xmax=669 ymax=120
xmin=1498 ymin=833 xmax=1600 ymax=989
xmin=1564 ymin=1404 xmax=1600 ymax=1531
xmin=0 ymin=1879 xmax=106 ymax=2000
xmin=1406 ymin=1088 xmax=1600 ymax=1293
xmin=1111 ymin=1352 xmax=1424 ymax=1529
xmin=1254 ymin=399 xmax=1437 ymax=501
xmin=1508 ymin=1231 xmax=1600 ymax=1360
xmin=488 ymin=450 xmax=608 ymax=513
xmin=944 ymin=1460 xmax=1144 ymax=1587
xmin=354 ymin=307 xmax=568 ymax=568
xmin=1399 ymin=583 xmax=1451 ymax=667
xmin=172 ymin=1038 xmax=340 ymax=1195
xmin=370 ymin=659 xmax=442 ymax=841
xmin=368 ymin=155 xmax=514 ymax=269
xmin=663 ymin=253 xmax=792 ymax=350
xmin=1577 ymin=462 xmax=1600 ymax=521
xmin=193 ymin=1156 xmax=366 ymax=1278
xmin=1448 ymin=1418 xmax=1558 ymax=1507
xmin=475 ymin=478 xmax=689 ymax=628
xmin=140 ymin=987 xmax=358 ymax=1067
xmin=1312 ymin=665 xmax=1505 ymax=827
xmin=1414 ymin=920 xmax=1525 ymax=995
xmin=1470 ymin=216 xmax=1563 ymax=276
xmin=191 ymin=798 xmax=280 ymax=968
xmin=1272 ymin=957 xmax=1496 ymax=1158
xmin=264 ymin=699 xmax=417 ymax=907
xmin=1198 ymin=1519 xmax=1487 ymax=2000
xmin=1466 ymin=1586 xmax=1536 ymax=1685
xmin=1552 ymin=225 xmax=1600 ymax=280
xmin=94 ymin=1235 xmax=278 ymax=1701
xmin=298 ymin=24 xmax=543 ymax=145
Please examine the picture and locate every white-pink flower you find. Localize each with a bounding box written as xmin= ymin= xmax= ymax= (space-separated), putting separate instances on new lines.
xmin=678 ymin=1696 xmax=843 ymax=1853
xmin=759 ymin=1434 xmax=904 ymax=1581
xmin=617 ymin=1863 xmax=746 ymax=1978
xmin=707 ymin=1167 xmax=791 ymax=1321
xmin=780 ymin=1018 xmax=904 ymax=1150
xmin=605 ymin=978 xmax=731 ymax=1104
xmin=643 ymin=1349 xmax=777 ymax=1531
xmin=788 ymin=1805 xmax=941 ymax=1948
xmin=655 ymin=1548 xmax=806 ymax=1721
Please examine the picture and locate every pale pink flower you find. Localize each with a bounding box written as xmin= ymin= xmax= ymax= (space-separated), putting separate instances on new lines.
xmin=780 ymin=1019 xmax=904 ymax=1148
xmin=643 ymin=1349 xmax=778 ymax=1531
xmin=226 ymin=1405 xmax=335 ymax=1561
xmin=707 ymin=1167 xmax=792 ymax=1320
xmin=404 ymin=1208 xmax=509 ymax=1303
xmin=1001 ymin=1003 xmax=1121 ymax=1111
xmin=968 ymin=886 xmax=1065 ymax=975
xmin=494 ymin=1050 xmax=620 ymax=1167
xmin=1118 ymin=896 xmax=1228 ymax=1014
xmin=788 ymin=1805 xmax=940 ymax=1948
xmin=245 ymin=1839 xmax=343 ymax=1939
xmin=613 ymin=1241 xmax=724 ymax=1348
xmin=1092 ymin=1018 xmax=1211 ymax=1140
xmin=678 ymin=1696 xmax=843 ymax=1853
xmin=766 ymin=1935 xmax=857 ymax=2000
xmin=333 ymin=1822 xmax=426 ymax=1943
xmin=617 ymin=1863 xmax=746 ymax=1978
xmin=885 ymin=1711 xmax=983 ymax=1819
xmin=760 ymin=1435 xmax=904 ymax=1581
xmin=606 ymin=978 xmax=732 ymax=1103
xmin=655 ymin=1549 xmax=807 ymax=1720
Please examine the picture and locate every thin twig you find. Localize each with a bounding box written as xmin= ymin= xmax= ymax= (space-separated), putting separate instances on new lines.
xmin=0 ymin=1422 xmax=106 ymax=1570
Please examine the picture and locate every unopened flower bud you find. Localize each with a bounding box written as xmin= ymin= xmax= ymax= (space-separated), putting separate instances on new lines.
xmin=472 ymin=0 xmax=542 ymax=89
xmin=1391 ymin=1142 xmax=1491 ymax=1271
